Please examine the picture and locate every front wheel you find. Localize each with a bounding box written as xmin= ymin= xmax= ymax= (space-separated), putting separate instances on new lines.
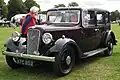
xmin=53 ymin=45 xmax=75 ymax=76
xmin=5 ymin=48 xmax=22 ymax=69
xmin=104 ymin=37 xmax=114 ymax=56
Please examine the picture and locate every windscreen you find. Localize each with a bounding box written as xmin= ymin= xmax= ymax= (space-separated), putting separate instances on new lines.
xmin=47 ymin=10 xmax=80 ymax=24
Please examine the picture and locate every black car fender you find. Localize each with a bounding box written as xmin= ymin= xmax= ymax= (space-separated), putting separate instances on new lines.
xmin=49 ymin=38 xmax=83 ymax=58
xmin=104 ymin=30 xmax=117 ymax=45
xmin=4 ymin=38 xmax=18 ymax=52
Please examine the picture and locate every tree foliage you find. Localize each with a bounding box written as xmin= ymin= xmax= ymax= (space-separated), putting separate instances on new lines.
xmin=24 ymin=0 xmax=40 ymax=12
xmin=111 ymin=10 xmax=120 ymax=21
xmin=8 ymin=0 xmax=27 ymax=20
xmin=0 ymin=0 xmax=4 ymax=6
xmin=68 ymin=2 xmax=79 ymax=7
xmin=54 ymin=4 xmax=66 ymax=8
xmin=0 ymin=0 xmax=8 ymax=18
xmin=2 ymin=4 xmax=8 ymax=18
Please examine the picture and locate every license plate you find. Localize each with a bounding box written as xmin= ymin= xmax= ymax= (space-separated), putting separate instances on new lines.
xmin=15 ymin=58 xmax=34 ymax=66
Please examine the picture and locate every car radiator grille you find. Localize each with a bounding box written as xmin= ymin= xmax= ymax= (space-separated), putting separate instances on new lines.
xmin=27 ymin=29 xmax=40 ymax=55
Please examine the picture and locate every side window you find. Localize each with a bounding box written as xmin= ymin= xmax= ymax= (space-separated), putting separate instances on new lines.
xmin=97 ymin=12 xmax=105 ymax=25
xmin=87 ymin=11 xmax=95 ymax=26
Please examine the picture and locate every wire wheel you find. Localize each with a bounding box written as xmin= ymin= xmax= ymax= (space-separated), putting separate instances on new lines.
xmin=104 ymin=37 xmax=113 ymax=56
xmin=53 ymin=45 xmax=75 ymax=76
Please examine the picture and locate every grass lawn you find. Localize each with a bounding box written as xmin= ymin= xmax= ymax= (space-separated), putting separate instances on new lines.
xmin=0 ymin=24 xmax=120 ymax=80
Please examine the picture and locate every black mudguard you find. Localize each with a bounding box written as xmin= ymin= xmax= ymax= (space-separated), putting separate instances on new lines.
xmin=101 ymin=30 xmax=117 ymax=46
xmin=4 ymin=38 xmax=26 ymax=53
xmin=106 ymin=30 xmax=117 ymax=45
xmin=49 ymin=38 xmax=83 ymax=58
xmin=4 ymin=38 xmax=18 ymax=52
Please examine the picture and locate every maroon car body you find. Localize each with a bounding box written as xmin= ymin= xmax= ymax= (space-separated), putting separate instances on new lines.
xmin=3 ymin=7 xmax=117 ymax=76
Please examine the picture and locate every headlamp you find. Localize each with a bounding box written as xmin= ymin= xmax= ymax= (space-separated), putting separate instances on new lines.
xmin=11 ymin=31 xmax=20 ymax=42
xmin=42 ymin=33 xmax=53 ymax=44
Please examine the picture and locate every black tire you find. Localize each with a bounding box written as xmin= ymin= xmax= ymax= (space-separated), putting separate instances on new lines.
xmin=53 ymin=45 xmax=75 ymax=76
xmin=6 ymin=48 xmax=21 ymax=69
xmin=104 ymin=36 xmax=114 ymax=56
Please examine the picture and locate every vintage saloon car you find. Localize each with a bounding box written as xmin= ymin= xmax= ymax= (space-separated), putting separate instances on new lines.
xmin=3 ymin=7 xmax=117 ymax=76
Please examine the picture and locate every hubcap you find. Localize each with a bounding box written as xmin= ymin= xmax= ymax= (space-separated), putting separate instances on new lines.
xmin=110 ymin=43 xmax=113 ymax=49
xmin=108 ymin=41 xmax=113 ymax=50
xmin=109 ymin=43 xmax=113 ymax=53
xmin=108 ymin=41 xmax=113 ymax=55
xmin=66 ymin=56 xmax=71 ymax=65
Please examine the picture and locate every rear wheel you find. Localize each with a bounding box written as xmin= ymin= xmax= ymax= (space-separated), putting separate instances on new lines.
xmin=53 ymin=45 xmax=75 ymax=76
xmin=104 ymin=37 xmax=113 ymax=56
xmin=6 ymin=48 xmax=22 ymax=69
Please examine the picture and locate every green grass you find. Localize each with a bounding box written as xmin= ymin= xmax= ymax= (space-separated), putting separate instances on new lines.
xmin=0 ymin=24 xmax=120 ymax=80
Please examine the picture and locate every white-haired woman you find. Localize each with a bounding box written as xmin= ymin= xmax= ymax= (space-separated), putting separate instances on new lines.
xmin=20 ymin=6 xmax=39 ymax=37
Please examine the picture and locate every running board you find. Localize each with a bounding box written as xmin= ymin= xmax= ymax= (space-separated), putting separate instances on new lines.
xmin=81 ymin=48 xmax=108 ymax=58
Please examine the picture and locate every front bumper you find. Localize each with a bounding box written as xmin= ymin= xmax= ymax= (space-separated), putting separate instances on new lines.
xmin=2 ymin=51 xmax=55 ymax=62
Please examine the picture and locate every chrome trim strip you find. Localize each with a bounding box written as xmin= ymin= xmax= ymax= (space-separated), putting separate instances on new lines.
xmin=2 ymin=51 xmax=55 ymax=62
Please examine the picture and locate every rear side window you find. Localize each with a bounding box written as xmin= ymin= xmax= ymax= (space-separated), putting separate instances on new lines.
xmin=97 ymin=12 xmax=105 ymax=25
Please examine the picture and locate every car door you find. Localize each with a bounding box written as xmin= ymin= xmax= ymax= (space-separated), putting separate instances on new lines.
xmin=95 ymin=11 xmax=106 ymax=47
xmin=79 ymin=10 xmax=97 ymax=52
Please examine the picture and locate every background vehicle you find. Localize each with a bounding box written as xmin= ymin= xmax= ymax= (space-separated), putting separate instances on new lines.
xmin=11 ymin=14 xmax=27 ymax=26
xmin=2 ymin=7 xmax=117 ymax=76
xmin=0 ymin=18 xmax=10 ymax=26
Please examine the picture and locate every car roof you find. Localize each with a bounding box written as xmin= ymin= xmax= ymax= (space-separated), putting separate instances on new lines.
xmin=47 ymin=7 xmax=82 ymax=11
xmin=47 ymin=7 xmax=109 ymax=12
xmin=88 ymin=8 xmax=109 ymax=12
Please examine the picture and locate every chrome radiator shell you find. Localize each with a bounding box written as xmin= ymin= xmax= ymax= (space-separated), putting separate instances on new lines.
xmin=27 ymin=29 xmax=40 ymax=55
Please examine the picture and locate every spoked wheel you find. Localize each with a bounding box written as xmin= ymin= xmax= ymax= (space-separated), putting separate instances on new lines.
xmin=104 ymin=37 xmax=113 ymax=56
xmin=53 ymin=45 xmax=75 ymax=76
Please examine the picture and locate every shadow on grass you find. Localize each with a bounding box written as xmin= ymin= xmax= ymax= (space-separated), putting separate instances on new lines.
xmin=13 ymin=62 xmax=57 ymax=79
xmin=75 ymin=53 xmax=105 ymax=67
xmin=2 ymin=52 xmax=118 ymax=80
xmin=112 ymin=52 xmax=120 ymax=56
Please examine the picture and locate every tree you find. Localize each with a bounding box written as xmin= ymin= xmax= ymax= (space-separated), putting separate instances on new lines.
xmin=8 ymin=0 xmax=27 ymax=20
xmin=0 ymin=0 xmax=8 ymax=18
xmin=54 ymin=4 xmax=66 ymax=8
xmin=68 ymin=2 xmax=79 ymax=7
xmin=111 ymin=10 xmax=120 ymax=21
xmin=24 ymin=0 xmax=40 ymax=12
xmin=2 ymin=4 xmax=8 ymax=18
